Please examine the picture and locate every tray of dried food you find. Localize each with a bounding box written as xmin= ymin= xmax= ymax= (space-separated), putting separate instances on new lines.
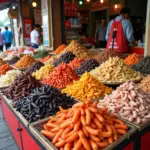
xmin=30 ymin=99 xmax=137 ymax=150
xmin=30 ymin=117 xmax=137 ymax=150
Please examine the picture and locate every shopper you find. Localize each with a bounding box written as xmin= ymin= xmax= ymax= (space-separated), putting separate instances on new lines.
xmin=0 ymin=28 xmax=5 ymax=51
xmin=95 ymin=18 xmax=107 ymax=48
xmin=106 ymin=7 xmax=134 ymax=53
xmin=3 ymin=27 xmax=13 ymax=50
xmin=134 ymin=18 xmax=143 ymax=41
xmin=30 ymin=24 xmax=41 ymax=48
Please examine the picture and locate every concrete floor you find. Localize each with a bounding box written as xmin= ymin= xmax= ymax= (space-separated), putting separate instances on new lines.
xmin=0 ymin=105 xmax=19 ymax=150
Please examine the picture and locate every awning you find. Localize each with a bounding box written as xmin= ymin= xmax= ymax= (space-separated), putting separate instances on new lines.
xmin=0 ymin=0 xmax=17 ymax=11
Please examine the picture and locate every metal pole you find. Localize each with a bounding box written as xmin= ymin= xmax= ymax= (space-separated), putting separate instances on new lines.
xmin=10 ymin=18 xmax=15 ymax=46
xmin=18 ymin=0 xmax=25 ymax=45
xmin=60 ymin=0 xmax=66 ymax=44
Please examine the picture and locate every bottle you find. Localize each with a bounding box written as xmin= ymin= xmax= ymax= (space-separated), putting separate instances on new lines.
xmin=138 ymin=40 xmax=142 ymax=47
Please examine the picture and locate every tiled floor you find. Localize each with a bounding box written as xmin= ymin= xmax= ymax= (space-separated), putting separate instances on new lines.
xmin=0 ymin=104 xmax=19 ymax=150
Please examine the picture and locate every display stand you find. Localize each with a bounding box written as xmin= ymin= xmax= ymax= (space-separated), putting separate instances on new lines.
xmin=30 ymin=117 xmax=137 ymax=150
xmin=119 ymin=117 xmax=150 ymax=150
xmin=0 ymin=94 xmax=46 ymax=150
xmin=0 ymin=93 xmax=149 ymax=150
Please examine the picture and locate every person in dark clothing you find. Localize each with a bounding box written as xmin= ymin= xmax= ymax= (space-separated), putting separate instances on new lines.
xmin=0 ymin=28 xmax=4 ymax=51
xmin=95 ymin=18 xmax=107 ymax=48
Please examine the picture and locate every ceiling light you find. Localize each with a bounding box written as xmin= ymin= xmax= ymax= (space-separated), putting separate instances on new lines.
xmin=79 ymin=1 xmax=83 ymax=5
xmin=32 ymin=2 xmax=37 ymax=7
xmin=100 ymin=0 xmax=104 ymax=3
xmin=114 ymin=4 xmax=118 ymax=9
xmin=87 ymin=0 xmax=90 ymax=2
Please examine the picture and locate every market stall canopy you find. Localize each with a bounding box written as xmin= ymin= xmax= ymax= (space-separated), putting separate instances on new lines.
xmin=0 ymin=0 xmax=17 ymax=11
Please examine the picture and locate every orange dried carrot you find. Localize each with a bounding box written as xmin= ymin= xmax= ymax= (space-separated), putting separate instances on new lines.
xmin=124 ymin=53 xmax=139 ymax=66
xmin=0 ymin=58 xmax=6 ymax=66
xmin=54 ymin=44 xmax=67 ymax=54
xmin=68 ymin=58 xmax=85 ymax=69
xmin=62 ymin=72 xmax=112 ymax=102
xmin=41 ymin=101 xmax=128 ymax=150
xmin=42 ymin=63 xmax=79 ymax=89
xmin=39 ymin=55 xmax=51 ymax=62
xmin=14 ymin=55 xmax=36 ymax=69
xmin=0 ymin=64 xmax=13 ymax=75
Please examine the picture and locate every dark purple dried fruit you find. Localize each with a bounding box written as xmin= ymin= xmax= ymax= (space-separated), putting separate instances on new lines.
xmin=76 ymin=59 xmax=99 ymax=75
xmin=27 ymin=62 xmax=44 ymax=74
xmin=53 ymin=51 xmax=76 ymax=67
xmin=14 ymin=85 xmax=76 ymax=123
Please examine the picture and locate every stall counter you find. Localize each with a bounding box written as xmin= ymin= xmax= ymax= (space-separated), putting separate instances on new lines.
xmin=129 ymin=46 xmax=144 ymax=55
xmin=0 ymin=95 xmax=47 ymax=150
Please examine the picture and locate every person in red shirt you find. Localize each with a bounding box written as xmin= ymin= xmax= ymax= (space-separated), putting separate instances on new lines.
xmin=106 ymin=7 xmax=134 ymax=53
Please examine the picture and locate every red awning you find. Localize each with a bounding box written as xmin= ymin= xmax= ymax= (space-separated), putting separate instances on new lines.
xmin=0 ymin=0 xmax=8 ymax=3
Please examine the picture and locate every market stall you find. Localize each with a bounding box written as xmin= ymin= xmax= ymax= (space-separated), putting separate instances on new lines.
xmin=0 ymin=41 xmax=150 ymax=150
xmin=0 ymin=95 xmax=46 ymax=150
xmin=129 ymin=46 xmax=144 ymax=55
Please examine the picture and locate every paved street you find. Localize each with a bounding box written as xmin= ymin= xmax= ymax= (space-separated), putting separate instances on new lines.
xmin=0 ymin=104 xmax=19 ymax=150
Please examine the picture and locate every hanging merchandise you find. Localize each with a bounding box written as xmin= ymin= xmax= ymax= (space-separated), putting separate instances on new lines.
xmin=8 ymin=8 xmax=18 ymax=19
xmin=65 ymin=20 xmax=71 ymax=29
xmin=64 ymin=2 xmax=78 ymax=17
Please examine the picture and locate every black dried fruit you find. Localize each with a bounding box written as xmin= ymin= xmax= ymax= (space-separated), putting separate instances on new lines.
xmin=7 ymin=56 xmax=20 ymax=65
xmin=132 ymin=56 xmax=150 ymax=74
xmin=27 ymin=62 xmax=44 ymax=74
xmin=76 ymin=59 xmax=99 ymax=75
xmin=14 ymin=85 xmax=76 ymax=123
xmin=53 ymin=51 xmax=76 ymax=67
xmin=2 ymin=72 xmax=41 ymax=101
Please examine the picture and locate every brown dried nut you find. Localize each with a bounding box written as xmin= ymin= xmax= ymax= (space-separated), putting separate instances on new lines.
xmin=2 ymin=72 xmax=41 ymax=101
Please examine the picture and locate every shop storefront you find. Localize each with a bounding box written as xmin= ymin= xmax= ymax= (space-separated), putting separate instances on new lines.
xmin=62 ymin=0 xmax=147 ymax=54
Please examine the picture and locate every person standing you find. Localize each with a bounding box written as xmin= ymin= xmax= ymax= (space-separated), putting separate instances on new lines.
xmin=3 ymin=27 xmax=13 ymax=50
xmin=30 ymin=24 xmax=41 ymax=48
xmin=106 ymin=7 xmax=134 ymax=53
xmin=134 ymin=18 xmax=143 ymax=41
xmin=0 ymin=28 xmax=5 ymax=51
xmin=95 ymin=18 xmax=107 ymax=48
